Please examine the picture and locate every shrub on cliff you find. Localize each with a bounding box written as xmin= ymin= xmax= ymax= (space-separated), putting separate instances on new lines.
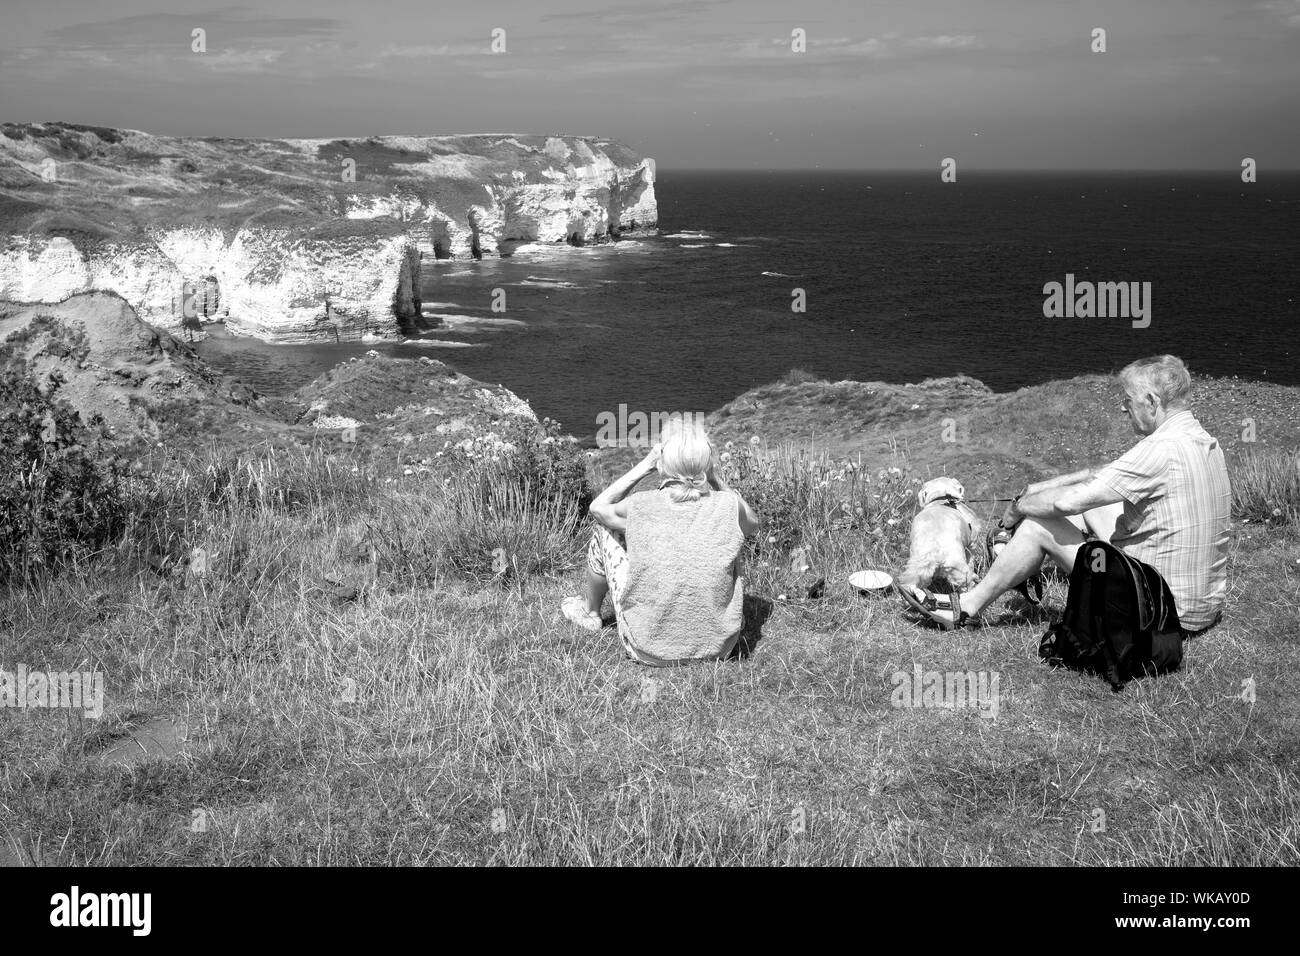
xmin=716 ymin=439 xmax=916 ymax=598
xmin=0 ymin=355 xmax=133 ymax=582
xmin=439 ymin=415 xmax=592 ymax=518
xmin=779 ymin=368 xmax=822 ymax=386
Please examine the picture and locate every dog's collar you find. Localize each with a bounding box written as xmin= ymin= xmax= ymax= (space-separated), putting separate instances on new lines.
xmin=927 ymin=494 xmax=965 ymax=509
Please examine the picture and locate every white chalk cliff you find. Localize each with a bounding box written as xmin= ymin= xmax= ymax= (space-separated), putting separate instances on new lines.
xmin=0 ymin=123 xmax=657 ymax=343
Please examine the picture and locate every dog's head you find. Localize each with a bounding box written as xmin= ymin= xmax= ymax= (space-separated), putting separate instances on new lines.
xmin=917 ymin=476 xmax=965 ymax=509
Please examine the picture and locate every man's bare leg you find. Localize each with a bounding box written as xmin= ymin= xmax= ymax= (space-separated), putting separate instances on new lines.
xmin=957 ymin=515 xmax=1088 ymax=617
xmin=1081 ymin=500 xmax=1124 ymax=542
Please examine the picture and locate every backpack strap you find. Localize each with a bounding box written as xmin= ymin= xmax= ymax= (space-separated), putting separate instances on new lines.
xmin=1086 ymin=552 xmax=1124 ymax=691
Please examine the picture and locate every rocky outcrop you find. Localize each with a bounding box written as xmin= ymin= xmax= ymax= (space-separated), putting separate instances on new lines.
xmin=0 ymin=290 xmax=252 ymax=435
xmin=0 ymin=123 xmax=657 ymax=343
xmin=0 ymin=290 xmax=547 ymax=449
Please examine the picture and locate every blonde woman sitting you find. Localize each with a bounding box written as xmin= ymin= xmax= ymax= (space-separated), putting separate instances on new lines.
xmin=562 ymin=419 xmax=761 ymax=664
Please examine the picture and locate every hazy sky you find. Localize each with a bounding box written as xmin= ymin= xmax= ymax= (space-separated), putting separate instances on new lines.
xmin=2 ymin=0 xmax=1298 ymax=169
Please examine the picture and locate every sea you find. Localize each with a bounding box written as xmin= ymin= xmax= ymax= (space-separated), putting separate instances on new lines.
xmin=196 ymin=171 xmax=1300 ymax=443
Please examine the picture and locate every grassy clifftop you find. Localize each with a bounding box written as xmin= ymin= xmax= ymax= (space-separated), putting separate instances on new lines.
xmin=707 ymin=368 xmax=1300 ymax=479
xmin=1 ymin=320 xmax=1298 ymax=865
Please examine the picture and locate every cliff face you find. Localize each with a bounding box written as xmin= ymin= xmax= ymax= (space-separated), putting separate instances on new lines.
xmin=0 ymin=123 xmax=657 ymax=343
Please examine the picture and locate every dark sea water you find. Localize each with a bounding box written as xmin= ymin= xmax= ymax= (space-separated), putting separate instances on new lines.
xmin=197 ymin=171 xmax=1300 ymax=441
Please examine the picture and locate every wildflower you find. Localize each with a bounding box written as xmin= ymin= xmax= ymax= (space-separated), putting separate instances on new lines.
xmin=750 ymin=436 xmax=761 ymax=446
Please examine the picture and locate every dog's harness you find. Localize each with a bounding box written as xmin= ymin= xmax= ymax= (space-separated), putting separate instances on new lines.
xmin=928 ymin=494 xmax=977 ymax=538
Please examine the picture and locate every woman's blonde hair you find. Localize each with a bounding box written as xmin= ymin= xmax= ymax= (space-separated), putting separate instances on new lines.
xmin=658 ymin=416 xmax=714 ymax=503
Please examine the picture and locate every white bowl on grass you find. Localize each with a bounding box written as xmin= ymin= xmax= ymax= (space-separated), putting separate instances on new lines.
xmin=849 ymin=570 xmax=893 ymax=593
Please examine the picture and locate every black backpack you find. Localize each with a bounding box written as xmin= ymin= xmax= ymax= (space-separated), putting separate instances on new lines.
xmin=1038 ymin=540 xmax=1185 ymax=691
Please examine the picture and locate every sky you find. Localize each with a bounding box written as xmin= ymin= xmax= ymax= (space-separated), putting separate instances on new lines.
xmin=1 ymin=0 xmax=1298 ymax=170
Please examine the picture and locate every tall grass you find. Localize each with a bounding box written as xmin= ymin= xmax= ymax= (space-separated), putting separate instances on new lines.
xmin=718 ymin=439 xmax=917 ymax=598
xmin=366 ymin=461 xmax=584 ymax=586
xmin=1232 ymin=450 xmax=1300 ymax=525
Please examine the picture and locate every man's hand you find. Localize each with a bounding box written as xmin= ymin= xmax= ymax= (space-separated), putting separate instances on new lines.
xmin=999 ymin=494 xmax=1024 ymax=530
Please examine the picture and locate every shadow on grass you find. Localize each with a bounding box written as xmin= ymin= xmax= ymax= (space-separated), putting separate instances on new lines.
xmin=993 ymin=593 xmax=1057 ymax=628
xmin=731 ymin=594 xmax=774 ymax=661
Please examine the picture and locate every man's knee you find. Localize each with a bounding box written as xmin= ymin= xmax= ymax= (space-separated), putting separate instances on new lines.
xmin=1022 ymin=515 xmax=1085 ymax=570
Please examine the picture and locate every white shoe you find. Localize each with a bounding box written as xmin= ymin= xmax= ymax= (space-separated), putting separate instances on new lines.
xmin=561 ymin=596 xmax=602 ymax=632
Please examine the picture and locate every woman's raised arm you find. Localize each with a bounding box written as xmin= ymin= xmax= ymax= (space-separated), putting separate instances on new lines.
xmin=588 ymin=443 xmax=662 ymax=533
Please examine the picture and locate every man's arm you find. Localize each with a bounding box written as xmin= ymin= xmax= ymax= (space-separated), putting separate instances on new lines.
xmin=1016 ymin=477 xmax=1124 ymax=520
xmin=1025 ymin=468 xmax=1095 ymax=495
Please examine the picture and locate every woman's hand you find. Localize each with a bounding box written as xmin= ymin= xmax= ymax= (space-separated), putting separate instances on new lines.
xmin=638 ymin=442 xmax=663 ymax=472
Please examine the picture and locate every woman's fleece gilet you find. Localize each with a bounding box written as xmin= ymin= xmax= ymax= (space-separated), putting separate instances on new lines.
xmin=623 ymin=488 xmax=745 ymax=661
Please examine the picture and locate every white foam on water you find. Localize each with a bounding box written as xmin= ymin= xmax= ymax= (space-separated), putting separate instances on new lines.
xmin=403 ymin=339 xmax=481 ymax=348
xmin=519 ymin=277 xmax=582 ymax=289
xmin=715 ymin=243 xmax=739 ymax=247
xmin=665 ymin=231 xmax=711 ymax=239
xmin=507 ymin=244 xmax=567 ymax=261
xmin=679 ymin=243 xmax=708 ymax=248
xmin=428 ymin=314 xmax=527 ymax=329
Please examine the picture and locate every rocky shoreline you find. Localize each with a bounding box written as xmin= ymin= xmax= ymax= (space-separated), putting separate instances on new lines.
xmin=0 ymin=123 xmax=657 ymax=344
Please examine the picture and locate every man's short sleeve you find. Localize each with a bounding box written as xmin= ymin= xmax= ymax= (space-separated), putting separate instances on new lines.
xmin=1094 ymin=438 xmax=1168 ymax=505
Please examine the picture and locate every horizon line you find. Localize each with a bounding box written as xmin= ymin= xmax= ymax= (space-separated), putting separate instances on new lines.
xmin=661 ymin=167 xmax=1300 ymax=174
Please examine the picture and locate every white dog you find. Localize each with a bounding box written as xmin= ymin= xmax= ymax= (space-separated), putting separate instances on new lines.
xmin=898 ymin=477 xmax=982 ymax=594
